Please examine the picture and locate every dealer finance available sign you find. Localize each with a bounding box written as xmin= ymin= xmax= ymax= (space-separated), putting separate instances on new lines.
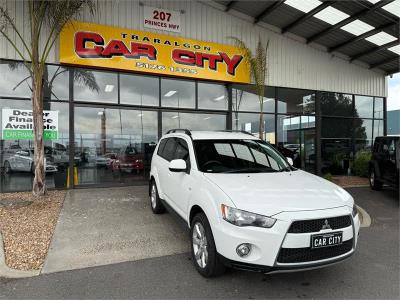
xmin=60 ymin=21 xmax=250 ymax=83
xmin=2 ymin=109 xmax=58 ymax=140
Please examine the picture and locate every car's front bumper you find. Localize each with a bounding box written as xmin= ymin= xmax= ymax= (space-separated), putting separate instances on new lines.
xmin=212 ymin=206 xmax=360 ymax=273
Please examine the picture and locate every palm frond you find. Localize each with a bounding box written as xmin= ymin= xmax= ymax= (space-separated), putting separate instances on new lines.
xmin=74 ymin=69 xmax=100 ymax=92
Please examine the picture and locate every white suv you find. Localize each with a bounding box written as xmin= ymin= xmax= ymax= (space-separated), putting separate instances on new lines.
xmin=149 ymin=130 xmax=360 ymax=277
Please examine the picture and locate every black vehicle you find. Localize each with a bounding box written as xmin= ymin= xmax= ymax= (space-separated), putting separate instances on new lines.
xmin=369 ymin=136 xmax=399 ymax=191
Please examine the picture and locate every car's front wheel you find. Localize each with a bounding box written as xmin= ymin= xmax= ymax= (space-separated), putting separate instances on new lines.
xmin=190 ymin=212 xmax=225 ymax=277
xmin=149 ymin=180 xmax=165 ymax=214
xmin=369 ymin=168 xmax=382 ymax=190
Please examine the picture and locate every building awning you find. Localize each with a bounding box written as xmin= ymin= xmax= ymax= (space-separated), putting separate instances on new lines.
xmin=215 ymin=0 xmax=400 ymax=75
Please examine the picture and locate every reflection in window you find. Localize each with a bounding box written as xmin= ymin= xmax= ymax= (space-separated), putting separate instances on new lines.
xmin=120 ymin=74 xmax=159 ymax=106
xmin=355 ymin=119 xmax=373 ymax=151
xmin=322 ymin=117 xmax=353 ymax=138
xmin=277 ymin=88 xmax=315 ymax=114
xmin=374 ymin=97 xmax=384 ymax=119
xmin=74 ymin=107 xmax=157 ymax=185
xmin=0 ymin=61 xmax=31 ymax=98
xmin=0 ymin=99 xmax=69 ymax=192
xmin=198 ymin=82 xmax=228 ymax=110
xmin=355 ymin=96 xmax=373 ymax=118
xmin=46 ymin=65 xmax=69 ymax=100
xmin=320 ymin=92 xmax=353 ymax=117
xmin=232 ymin=84 xmax=275 ymax=113
xmin=162 ymin=112 xmax=226 ymax=133
xmin=161 ymin=78 xmax=195 ymax=108
xmin=233 ymin=113 xmax=275 ymax=144
xmin=373 ymin=119 xmax=384 ymax=139
xmin=73 ymin=69 xmax=115 ymax=103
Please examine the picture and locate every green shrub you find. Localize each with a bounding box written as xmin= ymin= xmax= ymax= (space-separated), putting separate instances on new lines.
xmin=323 ymin=173 xmax=333 ymax=181
xmin=352 ymin=150 xmax=371 ymax=177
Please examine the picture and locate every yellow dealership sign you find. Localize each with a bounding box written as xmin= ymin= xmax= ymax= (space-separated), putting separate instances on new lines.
xmin=60 ymin=21 xmax=250 ymax=83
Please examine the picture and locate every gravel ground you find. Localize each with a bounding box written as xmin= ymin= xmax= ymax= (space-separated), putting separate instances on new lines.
xmin=0 ymin=190 xmax=65 ymax=271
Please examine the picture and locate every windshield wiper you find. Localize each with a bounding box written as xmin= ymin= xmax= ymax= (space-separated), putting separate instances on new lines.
xmin=224 ymin=168 xmax=276 ymax=174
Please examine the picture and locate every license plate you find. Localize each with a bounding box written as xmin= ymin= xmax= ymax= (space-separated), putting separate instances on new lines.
xmin=311 ymin=232 xmax=343 ymax=249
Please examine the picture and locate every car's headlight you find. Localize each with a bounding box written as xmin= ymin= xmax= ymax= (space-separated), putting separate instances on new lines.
xmin=221 ymin=204 xmax=276 ymax=228
xmin=352 ymin=204 xmax=358 ymax=217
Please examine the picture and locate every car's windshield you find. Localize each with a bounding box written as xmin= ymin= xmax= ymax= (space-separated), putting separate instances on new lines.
xmin=194 ymin=139 xmax=292 ymax=173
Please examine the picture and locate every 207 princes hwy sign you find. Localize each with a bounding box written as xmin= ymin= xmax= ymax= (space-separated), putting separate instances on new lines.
xmin=2 ymin=109 xmax=58 ymax=140
xmin=60 ymin=21 xmax=250 ymax=83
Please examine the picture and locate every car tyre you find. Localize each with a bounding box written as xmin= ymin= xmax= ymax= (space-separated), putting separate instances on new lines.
xmin=149 ymin=180 xmax=165 ymax=214
xmin=190 ymin=212 xmax=225 ymax=277
xmin=369 ymin=168 xmax=382 ymax=191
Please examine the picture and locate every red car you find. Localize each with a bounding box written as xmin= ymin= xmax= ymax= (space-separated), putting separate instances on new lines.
xmin=112 ymin=145 xmax=144 ymax=173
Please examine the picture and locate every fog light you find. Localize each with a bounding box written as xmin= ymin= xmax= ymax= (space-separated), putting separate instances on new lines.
xmin=236 ymin=243 xmax=251 ymax=257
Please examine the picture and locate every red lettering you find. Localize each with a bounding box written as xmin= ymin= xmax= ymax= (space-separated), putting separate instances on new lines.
xmin=195 ymin=53 xmax=223 ymax=70
xmin=172 ymin=49 xmax=195 ymax=66
xmin=219 ymin=52 xmax=243 ymax=75
xmin=75 ymin=31 xmax=104 ymax=58
xmin=101 ymin=40 xmax=130 ymax=57
xmin=125 ymin=43 xmax=157 ymax=60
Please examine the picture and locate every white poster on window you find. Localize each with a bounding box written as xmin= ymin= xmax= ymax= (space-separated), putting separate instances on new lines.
xmin=2 ymin=108 xmax=59 ymax=140
xmin=143 ymin=6 xmax=181 ymax=33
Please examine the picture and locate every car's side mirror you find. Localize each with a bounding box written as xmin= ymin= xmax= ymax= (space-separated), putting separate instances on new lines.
xmin=169 ymin=159 xmax=187 ymax=172
xmin=286 ymin=157 xmax=294 ymax=166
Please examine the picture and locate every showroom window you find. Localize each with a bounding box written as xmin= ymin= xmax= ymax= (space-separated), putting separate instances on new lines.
xmin=233 ymin=113 xmax=275 ymax=144
xmin=47 ymin=65 xmax=70 ymax=101
xmin=198 ymin=82 xmax=228 ymax=110
xmin=161 ymin=78 xmax=195 ymax=108
xmin=162 ymin=112 xmax=226 ymax=133
xmin=277 ymin=88 xmax=315 ymax=115
xmin=120 ymin=73 xmax=159 ymax=106
xmin=0 ymin=99 xmax=69 ymax=192
xmin=73 ymin=69 xmax=118 ymax=103
xmin=374 ymin=97 xmax=384 ymax=119
xmin=320 ymin=92 xmax=353 ymax=117
xmin=355 ymin=95 xmax=374 ymax=118
xmin=232 ymin=84 xmax=275 ymax=113
xmin=0 ymin=61 xmax=32 ymax=98
xmin=354 ymin=118 xmax=373 ymax=150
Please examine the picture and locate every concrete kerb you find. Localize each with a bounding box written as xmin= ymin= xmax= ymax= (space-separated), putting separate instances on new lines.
xmin=0 ymin=232 xmax=40 ymax=278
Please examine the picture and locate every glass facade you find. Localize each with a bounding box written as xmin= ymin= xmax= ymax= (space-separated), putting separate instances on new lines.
xmin=0 ymin=59 xmax=387 ymax=191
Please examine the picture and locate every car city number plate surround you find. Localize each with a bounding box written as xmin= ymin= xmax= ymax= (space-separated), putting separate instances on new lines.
xmin=311 ymin=231 xmax=343 ymax=249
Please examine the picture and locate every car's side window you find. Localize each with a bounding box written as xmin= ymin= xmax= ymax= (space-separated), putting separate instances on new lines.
xmin=157 ymin=139 xmax=168 ymax=157
xmin=174 ymin=138 xmax=190 ymax=167
xmin=160 ymin=138 xmax=177 ymax=162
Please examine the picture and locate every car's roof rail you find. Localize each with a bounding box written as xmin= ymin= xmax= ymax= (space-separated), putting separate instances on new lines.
xmin=166 ymin=129 xmax=192 ymax=136
xmin=216 ymin=130 xmax=255 ymax=137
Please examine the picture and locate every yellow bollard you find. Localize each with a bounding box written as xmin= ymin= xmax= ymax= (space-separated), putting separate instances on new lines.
xmin=66 ymin=166 xmax=79 ymax=188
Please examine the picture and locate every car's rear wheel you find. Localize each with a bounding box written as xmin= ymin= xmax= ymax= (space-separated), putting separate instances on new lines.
xmin=150 ymin=181 xmax=165 ymax=214
xmin=4 ymin=161 xmax=12 ymax=174
xmin=190 ymin=213 xmax=225 ymax=277
xmin=369 ymin=168 xmax=382 ymax=190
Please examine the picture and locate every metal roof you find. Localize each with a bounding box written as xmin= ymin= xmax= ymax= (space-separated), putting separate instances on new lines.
xmin=216 ymin=0 xmax=400 ymax=75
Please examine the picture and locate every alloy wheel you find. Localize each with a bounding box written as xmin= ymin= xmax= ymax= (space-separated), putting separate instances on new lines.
xmin=150 ymin=184 xmax=157 ymax=209
xmin=370 ymin=171 xmax=374 ymax=186
xmin=192 ymin=222 xmax=208 ymax=268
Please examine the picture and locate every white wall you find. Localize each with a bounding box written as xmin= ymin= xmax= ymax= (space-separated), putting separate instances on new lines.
xmin=0 ymin=0 xmax=387 ymax=97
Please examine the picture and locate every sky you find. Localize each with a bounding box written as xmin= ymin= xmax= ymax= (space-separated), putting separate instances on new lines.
xmin=387 ymin=73 xmax=400 ymax=112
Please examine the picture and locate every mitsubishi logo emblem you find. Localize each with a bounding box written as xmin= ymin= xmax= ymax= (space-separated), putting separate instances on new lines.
xmin=321 ymin=219 xmax=331 ymax=230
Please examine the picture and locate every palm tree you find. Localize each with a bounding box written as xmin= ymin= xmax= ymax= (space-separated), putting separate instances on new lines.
xmin=0 ymin=0 xmax=96 ymax=196
xmin=229 ymin=37 xmax=269 ymax=139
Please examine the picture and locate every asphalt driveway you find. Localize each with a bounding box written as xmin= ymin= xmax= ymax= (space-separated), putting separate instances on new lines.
xmin=0 ymin=187 xmax=398 ymax=299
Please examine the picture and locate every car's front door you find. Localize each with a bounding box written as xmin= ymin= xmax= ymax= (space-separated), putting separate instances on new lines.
xmin=165 ymin=137 xmax=193 ymax=217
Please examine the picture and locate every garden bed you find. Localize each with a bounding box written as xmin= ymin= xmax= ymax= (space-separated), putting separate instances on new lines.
xmin=0 ymin=190 xmax=65 ymax=270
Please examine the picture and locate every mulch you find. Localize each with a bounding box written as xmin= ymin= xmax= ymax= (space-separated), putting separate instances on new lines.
xmin=331 ymin=175 xmax=369 ymax=188
xmin=0 ymin=190 xmax=65 ymax=271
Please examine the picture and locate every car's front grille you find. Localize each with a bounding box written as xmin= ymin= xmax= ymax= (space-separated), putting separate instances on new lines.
xmin=288 ymin=215 xmax=352 ymax=233
xmin=277 ymin=239 xmax=353 ymax=263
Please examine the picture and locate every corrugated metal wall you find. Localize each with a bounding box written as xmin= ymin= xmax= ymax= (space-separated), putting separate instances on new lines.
xmin=0 ymin=0 xmax=388 ymax=97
